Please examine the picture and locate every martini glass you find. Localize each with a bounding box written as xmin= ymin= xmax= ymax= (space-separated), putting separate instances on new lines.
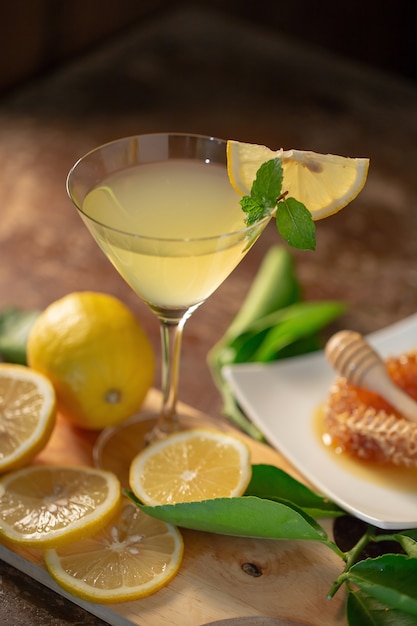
xmin=67 ymin=133 xmax=271 ymax=480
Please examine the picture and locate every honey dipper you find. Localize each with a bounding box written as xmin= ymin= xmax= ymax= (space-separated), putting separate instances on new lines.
xmin=325 ymin=330 xmax=417 ymax=423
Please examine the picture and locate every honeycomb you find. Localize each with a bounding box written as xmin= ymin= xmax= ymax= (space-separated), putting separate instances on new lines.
xmin=324 ymin=351 xmax=417 ymax=467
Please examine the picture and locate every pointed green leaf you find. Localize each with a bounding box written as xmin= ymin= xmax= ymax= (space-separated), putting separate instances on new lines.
xmin=245 ymin=465 xmax=344 ymax=518
xmin=391 ymin=530 xmax=417 ymax=558
xmin=347 ymin=555 xmax=417 ymax=616
xmin=228 ymin=300 xmax=346 ymax=363
xmin=251 ymin=158 xmax=283 ymax=207
xmin=127 ymin=494 xmax=328 ymax=542
xmin=240 ymin=195 xmax=266 ymax=225
xmin=252 ymin=300 xmax=346 ymax=362
xmin=240 ymin=159 xmax=282 ymax=226
xmin=218 ymin=246 xmax=301 ymax=343
xmin=276 ymin=196 xmax=316 ymax=250
xmin=347 ymin=588 xmax=417 ymax=626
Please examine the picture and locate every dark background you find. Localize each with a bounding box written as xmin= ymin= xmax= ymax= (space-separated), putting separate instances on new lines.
xmin=1 ymin=0 xmax=416 ymax=94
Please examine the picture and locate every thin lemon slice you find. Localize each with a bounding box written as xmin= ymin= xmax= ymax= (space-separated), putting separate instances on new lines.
xmin=44 ymin=502 xmax=183 ymax=603
xmin=227 ymin=140 xmax=370 ymax=220
xmin=0 ymin=465 xmax=121 ymax=547
xmin=129 ymin=429 xmax=252 ymax=506
xmin=0 ymin=364 xmax=56 ymax=472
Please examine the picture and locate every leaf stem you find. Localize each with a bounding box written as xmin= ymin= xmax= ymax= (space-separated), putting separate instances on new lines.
xmin=327 ymin=525 xmax=373 ymax=599
xmin=276 ymin=190 xmax=289 ymax=203
xmin=322 ymin=538 xmax=346 ymax=561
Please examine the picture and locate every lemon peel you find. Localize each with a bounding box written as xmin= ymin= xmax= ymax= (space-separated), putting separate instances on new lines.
xmin=0 ymin=363 xmax=56 ymax=472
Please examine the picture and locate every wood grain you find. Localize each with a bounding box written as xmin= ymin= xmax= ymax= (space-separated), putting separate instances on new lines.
xmin=1 ymin=392 xmax=346 ymax=626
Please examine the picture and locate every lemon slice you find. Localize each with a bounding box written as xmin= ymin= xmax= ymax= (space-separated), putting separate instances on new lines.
xmin=44 ymin=502 xmax=183 ymax=603
xmin=0 ymin=465 xmax=121 ymax=547
xmin=129 ymin=429 xmax=252 ymax=506
xmin=0 ymin=364 xmax=56 ymax=472
xmin=227 ymin=140 xmax=370 ymax=220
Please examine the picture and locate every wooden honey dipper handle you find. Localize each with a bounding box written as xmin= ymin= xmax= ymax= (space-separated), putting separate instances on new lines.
xmin=325 ymin=329 xmax=417 ymax=423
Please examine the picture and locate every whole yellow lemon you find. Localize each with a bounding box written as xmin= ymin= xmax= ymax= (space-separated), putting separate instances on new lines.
xmin=27 ymin=292 xmax=155 ymax=430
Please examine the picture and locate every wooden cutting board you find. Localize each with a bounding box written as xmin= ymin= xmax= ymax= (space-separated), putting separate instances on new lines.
xmin=0 ymin=390 xmax=347 ymax=626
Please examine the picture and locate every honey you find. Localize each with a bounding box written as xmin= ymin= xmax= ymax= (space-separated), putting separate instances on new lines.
xmin=315 ymin=404 xmax=417 ymax=493
xmin=320 ymin=351 xmax=417 ymax=486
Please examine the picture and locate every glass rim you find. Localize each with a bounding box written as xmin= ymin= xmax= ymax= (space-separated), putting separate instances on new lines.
xmin=66 ymin=132 xmax=273 ymax=243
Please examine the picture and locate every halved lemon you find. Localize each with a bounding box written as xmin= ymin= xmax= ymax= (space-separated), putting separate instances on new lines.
xmin=129 ymin=429 xmax=252 ymax=506
xmin=0 ymin=465 xmax=121 ymax=547
xmin=0 ymin=363 xmax=56 ymax=472
xmin=44 ymin=501 xmax=183 ymax=603
xmin=227 ymin=140 xmax=370 ymax=220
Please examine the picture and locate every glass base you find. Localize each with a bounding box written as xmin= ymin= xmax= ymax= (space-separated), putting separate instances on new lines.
xmin=93 ymin=410 xmax=216 ymax=488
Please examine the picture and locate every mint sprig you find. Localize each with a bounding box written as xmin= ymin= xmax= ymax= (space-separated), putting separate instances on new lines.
xmin=241 ymin=158 xmax=316 ymax=250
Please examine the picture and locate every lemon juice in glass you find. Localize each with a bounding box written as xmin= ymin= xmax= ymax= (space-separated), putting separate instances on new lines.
xmin=67 ymin=133 xmax=271 ymax=472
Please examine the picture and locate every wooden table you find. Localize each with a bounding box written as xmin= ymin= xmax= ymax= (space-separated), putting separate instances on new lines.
xmin=0 ymin=6 xmax=416 ymax=625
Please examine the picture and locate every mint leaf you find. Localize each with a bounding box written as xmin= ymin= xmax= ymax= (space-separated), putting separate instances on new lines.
xmin=240 ymin=158 xmax=282 ymax=225
xmin=276 ymin=197 xmax=316 ymax=250
xmin=240 ymin=195 xmax=267 ymax=225
xmin=251 ymin=158 xmax=283 ymax=206
xmin=240 ymin=158 xmax=316 ymax=250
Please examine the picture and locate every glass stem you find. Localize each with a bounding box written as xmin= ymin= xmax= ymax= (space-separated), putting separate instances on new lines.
xmin=156 ymin=316 xmax=187 ymax=436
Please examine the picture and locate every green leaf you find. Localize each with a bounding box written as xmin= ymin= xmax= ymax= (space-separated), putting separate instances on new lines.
xmin=225 ymin=327 xmax=271 ymax=364
xmin=376 ymin=529 xmax=417 ymax=558
xmin=227 ymin=300 xmax=346 ymax=363
xmin=396 ymin=532 xmax=417 ymax=558
xmin=251 ymin=158 xmax=283 ymax=207
xmin=276 ymin=196 xmax=316 ymax=250
xmin=347 ymin=555 xmax=417 ymax=617
xmin=240 ymin=195 xmax=267 ymax=225
xmin=245 ymin=465 xmax=344 ymax=518
xmin=268 ymin=334 xmax=322 ymax=359
xmin=217 ymin=246 xmax=301 ymax=343
xmin=207 ymin=246 xmax=303 ymax=436
xmin=0 ymin=308 xmax=40 ymax=364
xmin=240 ymin=158 xmax=282 ymax=226
xmin=251 ymin=300 xmax=346 ymax=362
xmin=126 ymin=493 xmax=329 ymax=543
xmin=239 ymin=158 xmax=317 ymax=249
xmin=347 ymin=588 xmax=417 ymax=626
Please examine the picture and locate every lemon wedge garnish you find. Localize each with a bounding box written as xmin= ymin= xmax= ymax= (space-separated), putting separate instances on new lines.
xmin=227 ymin=139 xmax=369 ymax=220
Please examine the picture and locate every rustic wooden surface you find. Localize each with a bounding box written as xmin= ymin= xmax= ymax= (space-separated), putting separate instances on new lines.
xmin=0 ymin=5 xmax=416 ymax=625
xmin=1 ymin=393 xmax=346 ymax=626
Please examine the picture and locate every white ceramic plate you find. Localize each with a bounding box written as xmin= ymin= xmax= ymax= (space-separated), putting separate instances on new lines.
xmin=223 ymin=313 xmax=417 ymax=529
